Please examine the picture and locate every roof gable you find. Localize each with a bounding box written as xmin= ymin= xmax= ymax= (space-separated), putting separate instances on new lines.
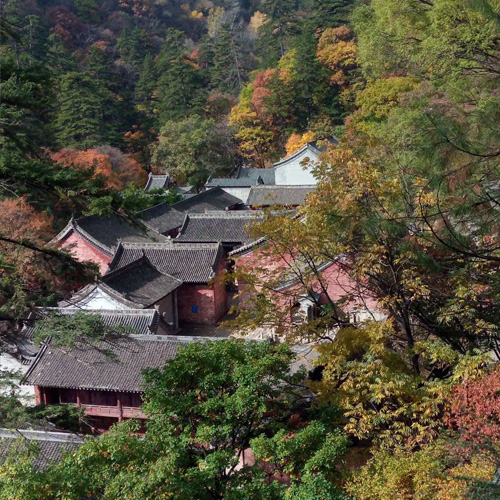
xmin=108 ymin=242 xmax=223 ymax=284
xmin=102 ymin=256 xmax=182 ymax=307
xmin=144 ymin=173 xmax=170 ymax=191
xmin=52 ymin=215 xmax=168 ymax=256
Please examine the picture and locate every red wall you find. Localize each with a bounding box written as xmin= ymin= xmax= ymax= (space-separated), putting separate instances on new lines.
xmin=60 ymin=232 xmax=111 ymax=275
xmin=177 ymin=258 xmax=227 ymax=325
xmin=235 ymin=248 xmax=379 ymax=315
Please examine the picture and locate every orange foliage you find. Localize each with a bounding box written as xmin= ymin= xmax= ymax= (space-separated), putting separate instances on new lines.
xmin=0 ymin=197 xmax=54 ymax=245
xmin=52 ymin=147 xmax=147 ymax=190
xmin=0 ymin=197 xmax=57 ymax=292
xmin=285 ymin=131 xmax=315 ymax=156
xmin=251 ymin=69 xmax=277 ymax=119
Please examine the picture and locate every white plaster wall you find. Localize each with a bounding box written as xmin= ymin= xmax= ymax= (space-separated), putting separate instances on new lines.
xmin=274 ymin=151 xmax=319 ymax=186
xmin=67 ymin=287 xmax=128 ymax=310
xmin=220 ymin=187 xmax=251 ymax=204
xmin=0 ymin=353 xmax=35 ymax=401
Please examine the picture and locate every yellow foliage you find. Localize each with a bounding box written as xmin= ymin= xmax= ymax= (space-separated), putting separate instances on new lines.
xmin=190 ymin=10 xmax=204 ymax=19
xmin=285 ymin=131 xmax=316 ymax=156
xmin=249 ymin=11 xmax=266 ymax=34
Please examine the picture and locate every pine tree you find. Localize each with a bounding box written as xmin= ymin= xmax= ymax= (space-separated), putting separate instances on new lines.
xmin=210 ymin=20 xmax=243 ymax=95
xmin=257 ymin=0 xmax=299 ymax=67
xmin=74 ymin=0 xmax=100 ymax=24
xmin=54 ymin=72 xmax=107 ymax=149
xmin=46 ymin=33 xmax=77 ymax=76
xmin=135 ymin=53 xmax=157 ymax=105
xmin=117 ymin=25 xmax=151 ymax=67
xmin=304 ymin=0 xmax=354 ymax=33
xmin=23 ymin=15 xmax=49 ymax=61
xmin=155 ymin=29 xmax=208 ymax=124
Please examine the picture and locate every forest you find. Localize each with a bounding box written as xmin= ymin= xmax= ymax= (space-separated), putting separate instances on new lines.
xmin=3 ymin=0 xmax=500 ymax=498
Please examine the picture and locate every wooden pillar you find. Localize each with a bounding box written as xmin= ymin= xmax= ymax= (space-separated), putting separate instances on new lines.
xmin=117 ymin=395 xmax=123 ymax=422
xmin=42 ymin=387 xmax=48 ymax=405
xmin=173 ymin=290 xmax=179 ymax=330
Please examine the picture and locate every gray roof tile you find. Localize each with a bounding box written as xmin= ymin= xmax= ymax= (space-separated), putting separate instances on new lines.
xmin=247 ymin=186 xmax=315 ymax=207
xmin=102 ymin=257 xmax=182 ymax=307
xmin=176 ymin=212 xmax=263 ymax=244
xmin=139 ymin=188 xmax=243 ymax=235
xmin=52 ymin=215 xmax=169 ymax=256
xmin=24 ymin=336 xmax=181 ymax=392
xmin=23 ymin=308 xmax=161 ymax=339
xmin=144 ymin=173 xmax=170 ymax=191
xmin=108 ymin=242 xmax=223 ymax=284
xmin=207 ymin=167 xmax=276 ymax=187
xmin=0 ymin=429 xmax=84 ymax=470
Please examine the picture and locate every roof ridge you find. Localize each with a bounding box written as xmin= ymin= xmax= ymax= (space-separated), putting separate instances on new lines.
xmin=0 ymin=428 xmax=85 ymax=443
xmin=43 ymin=307 xmax=158 ymax=316
xmin=273 ymin=142 xmax=318 ymax=167
xmin=103 ymin=254 xmax=182 ymax=285
xmin=250 ymin=185 xmax=317 ymax=189
xmin=120 ymin=242 xmax=220 ymax=249
xmin=185 ymin=212 xmax=263 ymax=219
xmin=228 ymin=237 xmax=267 ymax=256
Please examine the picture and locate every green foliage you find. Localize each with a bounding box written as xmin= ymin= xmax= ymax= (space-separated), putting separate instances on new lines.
xmin=117 ymin=26 xmax=151 ymax=67
xmin=347 ymin=438 xmax=500 ymax=500
xmin=33 ymin=311 xmax=133 ymax=349
xmin=120 ymin=185 xmax=182 ymax=212
xmin=74 ymin=0 xmax=100 ymax=23
xmin=152 ymin=116 xmax=236 ymax=185
xmin=54 ymin=72 xmax=111 ymax=149
xmin=251 ymin=422 xmax=349 ymax=499
xmin=0 ymin=341 xmax=348 ymax=499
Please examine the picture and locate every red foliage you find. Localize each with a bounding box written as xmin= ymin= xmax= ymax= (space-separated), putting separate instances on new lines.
xmin=446 ymin=366 xmax=500 ymax=443
xmin=52 ymin=147 xmax=147 ymax=190
xmin=251 ymin=69 xmax=277 ymax=119
xmin=0 ymin=197 xmax=54 ymax=245
xmin=47 ymin=6 xmax=88 ymax=48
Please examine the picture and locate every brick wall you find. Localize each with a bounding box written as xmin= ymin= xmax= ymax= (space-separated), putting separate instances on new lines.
xmin=177 ymin=260 xmax=228 ymax=325
xmin=60 ymin=232 xmax=112 ymax=275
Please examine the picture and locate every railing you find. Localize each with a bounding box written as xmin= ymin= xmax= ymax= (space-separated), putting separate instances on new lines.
xmin=76 ymin=404 xmax=147 ymax=420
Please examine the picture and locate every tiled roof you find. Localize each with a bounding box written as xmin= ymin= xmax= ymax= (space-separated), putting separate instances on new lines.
xmin=52 ymin=214 xmax=168 ymax=256
xmin=139 ymin=188 xmax=243 ymax=235
xmin=24 ymin=336 xmax=181 ymax=392
xmin=176 ymin=212 xmax=263 ymax=244
xmin=138 ymin=205 xmax=186 ymax=234
xmin=207 ymin=167 xmax=276 ymax=187
xmin=228 ymin=237 xmax=267 ymax=257
xmin=108 ymin=242 xmax=223 ymax=284
xmin=102 ymin=256 xmax=182 ymax=307
xmin=0 ymin=429 xmax=84 ymax=470
xmin=23 ymin=308 xmax=161 ymax=339
xmin=144 ymin=173 xmax=170 ymax=191
xmin=247 ymin=186 xmax=316 ymax=207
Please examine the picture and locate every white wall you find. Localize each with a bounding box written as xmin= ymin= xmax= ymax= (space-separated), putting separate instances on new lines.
xmin=220 ymin=187 xmax=251 ymax=204
xmin=67 ymin=287 xmax=128 ymax=310
xmin=274 ymin=149 xmax=319 ymax=186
